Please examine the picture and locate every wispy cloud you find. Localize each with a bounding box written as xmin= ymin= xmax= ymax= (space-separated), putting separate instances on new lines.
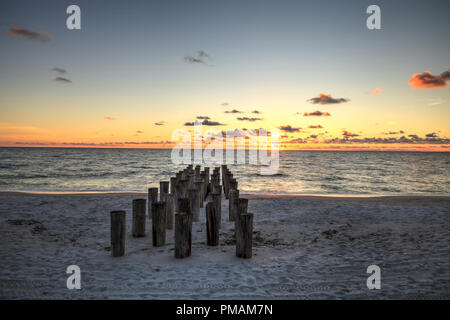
xmin=196 ymin=116 xmax=210 ymax=120
xmin=342 ymin=130 xmax=359 ymax=138
xmin=104 ymin=117 xmax=116 ymax=120
xmin=308 ymin=93 xmax=349 ymax=105
xmin=236 ymin=117 xmax=263 ymax=122
xmin=9 ymin=25 xmax=52 ymax=42
xmin=154 ymin=121 xmax=166 ymax=126
xmin=184 ymin=50 xmax=212 ymax=65
xmin=136 ymin=130 xmax=144 ymax=134
xmin=308 ymin=125 xmax=323 ymax=129
xmin=428 ymin=98 xmax=445 ymax=106
xmin=224 ymin=109 xmax=242 ymax=114
xmin=251 ymin=110 xmax=262 ymax=114
xmin=279 ymin=125 xmax=301 ymax=133
xmin=53 ymin=77 xmax=72 ymax=84
xmin=51 ymin=67 xmax=67 ymax=74
xmin=303 ymin=111 xmax=331 ymax=117
xmin=381 ymin=130 xmax=404 ymax=135
xmin=408 ymin=69 xmax=450 ymax=89
xmin=184 ymin=119 xmax=225 ymax=126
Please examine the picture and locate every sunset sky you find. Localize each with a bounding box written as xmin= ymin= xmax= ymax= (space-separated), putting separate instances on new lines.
xmin=1 ymin=0 xmax=449 ymax=151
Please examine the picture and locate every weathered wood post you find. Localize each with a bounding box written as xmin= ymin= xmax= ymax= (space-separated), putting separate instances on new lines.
xmin=110 ymin=210 xmax=126 ymax=257
xmin=165 ymin=193 xmax=175 ymax=230
xmin=170 ymin=177 xmax=176 ymax=195
xmin=175 ymin=197 xmax=192 ymax=259
xmin=200 ymin=172 xmax=208 ymax=200
xmin=229 ymin=179 xmax=238 ymax=194
xmin=152 ymin=202 xmax=166 ymax=247
xmin=228 ymin=189 xmax=239 ymax=221
xmin=206 ymin=202 xmax=219 ymax=246
xmin=132 ymin=199 xmax=146 ymax=237
xmin=195 ymin=180 xmax=204 ymax=208
xmin=160 ymin=181 xmax=169 ymax=200
xmin=225 ymin=172 xmax=233 ymax=199
xmin=188 ymin=188 xmax=200 ymax=222
xmin=237 ymin=198 xmax=249 ymax=218
xmin=195 ymin=165 xmax=201 ymax=178
xmin=236 ymin=213 xmax=253 ymax=259
xmin=175 ymin=213 xmax=191 ymax=258
xmin=210 ymin=191 xmax=222 ymax=229
xmin=148 ymin=187 xmax=158 ymax=219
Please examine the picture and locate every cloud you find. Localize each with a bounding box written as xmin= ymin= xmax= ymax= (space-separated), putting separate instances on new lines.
xmin=426 ymin=132 xmax=438 ymax=138
xmin=428 ymin=98 xmax=445 ymax=106
xmin=13 ymin=140 xmax=172 ymax=147
xmin=251 ymin=110 xmax=262 ymax=114
xmin=307 ymin=93 xmax=349 ymax=105
xmin=184 ymin=50 xmax=211 ymax=65
xmin=285 ymin=138 xmax=307 ymax=144
xmin=342 ymin=130 xmax=359 ymax=138
xmin=136 ymin=130 xmax=144 ymax=134
xmin=368 ymin=88 xmax=384 ymax=95
xmin=308 ymin=125 xmax=323 ymax=129
xmin=51 ymin=67 xmax=67 ymax=74
xmin=236 ymin=117 xmax=263 ymax=121
xmin=184 ymin=119 xmax=225 ymax=126
xmin=154 ymin=121 xmax=166 ymax=126
xmin=9 ymin=25 xmax=52 ymax=42
xmin=279 ymin=125 xmax=301 ymax=133
xmin=104 ymin=117 xmax=116 ymax=120
xmin=322 ymin=134 xmax=450 ymax=145
xmin=53 ymin=77 xmax=72 ymax=83
xmin=303 ymin=111 xmax=331 ymax=117
xmin=381 ymin=130 xmax=404 ymax=135
xmin=196 ymin=116 xmax=210 ymax=120
xmin=408 ymin=69 xmax=450 ymax=89
xmin=224 ymin=109 xmax=242 ymax=114
xmin=221 ymin=102 xmax=229 ymax=106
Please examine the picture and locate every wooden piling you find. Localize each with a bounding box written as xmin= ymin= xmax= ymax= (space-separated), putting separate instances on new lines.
xmin=160 ymin=181 xmax=169 ymax=200
xmin=148 ymin=187 xmax=158 ymax=219
xmin=237 ymin=198 xmax=249 ymax=218
xmin=110 ymin=210 xmax=125 ymax=257
xmin=236 ymin=213 xmax=253 ymax=259
xmin=132 ymin=199 xmax=146 ymax=237
xmin=194 ymin=180 xmax=204 ymax=208
xmin=206 ymin=202 xmax=219 ymax=246
xmin=188 ymin=188 xmax=200 ymax=222
xmin=175 ymin=212 xmax=192 ymax=258
xmin=165 ymin=193 xmax=175 ymax=230
xmin=228 ymin=189 xmax=239 ymax=221
xmin=210 ymin=191 xmax=222 ymax=229
xmin=170 ymin=177 xmax=176 ymax=195
xmin=151 ymin=201 xmax=166 ymax=247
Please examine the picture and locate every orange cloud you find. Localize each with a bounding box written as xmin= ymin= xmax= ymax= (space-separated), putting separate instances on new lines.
xmin=9 ymin=25 xmax=52 ymax=42
xmin=303 ymin=111 xmax=331 ymax=117
xmin=408 ymin=69 xmax=450 ymax=89
xmin=104 ymin=117 xmax=116 ymax=120
xmin=369 ymin=88 xmax=384 ymax=94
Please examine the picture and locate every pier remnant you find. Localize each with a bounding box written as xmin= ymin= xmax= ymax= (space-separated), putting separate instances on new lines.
xmin=132 ymin=199 xmax=146 ymax=237
xmin=110 ymin=210 xmax=126 ymax=257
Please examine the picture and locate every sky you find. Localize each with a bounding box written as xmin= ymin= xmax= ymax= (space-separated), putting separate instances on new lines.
xmin=0 ymin=0 xmax=449 ymax=150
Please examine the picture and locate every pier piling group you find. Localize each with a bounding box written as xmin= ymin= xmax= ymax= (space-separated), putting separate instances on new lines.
xmin=110 ymin=164 xmax=253 ymax=259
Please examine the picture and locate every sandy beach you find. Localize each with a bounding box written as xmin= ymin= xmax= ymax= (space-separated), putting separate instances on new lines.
xmin=0 ymin=191 xmax=449 ymax=299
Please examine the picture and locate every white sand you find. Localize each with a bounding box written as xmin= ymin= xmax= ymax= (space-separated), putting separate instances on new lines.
xmin=0 ymin=192 xmax=449 ymax=299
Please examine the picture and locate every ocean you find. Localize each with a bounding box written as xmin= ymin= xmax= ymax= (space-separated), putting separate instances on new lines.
xmin=0 ymin=147 xmax=449 ymax=195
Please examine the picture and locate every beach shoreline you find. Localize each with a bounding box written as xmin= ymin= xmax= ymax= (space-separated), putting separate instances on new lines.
xmin=0 ymin=192 xmax=449 ymax=299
